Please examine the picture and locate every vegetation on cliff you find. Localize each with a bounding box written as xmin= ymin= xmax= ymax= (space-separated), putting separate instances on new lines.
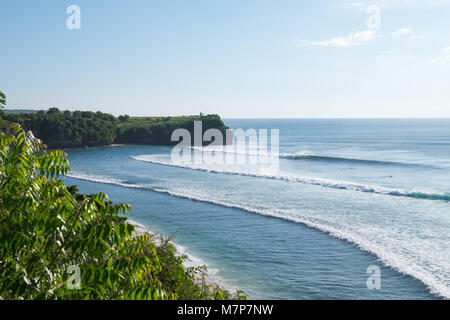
xmin=1 ymin=107 xmax=227 ymax=148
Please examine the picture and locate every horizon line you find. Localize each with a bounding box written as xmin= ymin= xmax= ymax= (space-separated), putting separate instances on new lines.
xmin=4 ymin=108 xmax=450 ymax=120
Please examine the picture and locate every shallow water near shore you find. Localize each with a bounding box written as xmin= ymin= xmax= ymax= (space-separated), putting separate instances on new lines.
xmin=63 ymin=119 xmax=450 ymax=299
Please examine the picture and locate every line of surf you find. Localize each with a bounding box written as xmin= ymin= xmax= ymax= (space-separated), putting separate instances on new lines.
xmin=65 ymin=172 xmax=449 ymax=299
xmin=187 ymin=146 xmax=435 ymax=168
xmin=131 ymin=155 xmax=450 ymax=202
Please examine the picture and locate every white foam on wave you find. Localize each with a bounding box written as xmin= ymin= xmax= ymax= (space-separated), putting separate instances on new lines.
xmin=149 ymin=187 xmax=450 ymax=299
xmin=131 ymin=155 xmax=450 ymax=202
xmin=189 ymin=146 xmax=329 ymax=161
xmin=188 ymin=146 xmax=430 ymax=167
xmin=66 ymin=171 xmax=450 ymax=299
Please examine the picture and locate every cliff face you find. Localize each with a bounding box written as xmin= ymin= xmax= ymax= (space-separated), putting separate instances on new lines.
xmin=1 ymin=110 xmax=228 ymax=148
xmin=115 ymin=115 xmax=229 ymax=146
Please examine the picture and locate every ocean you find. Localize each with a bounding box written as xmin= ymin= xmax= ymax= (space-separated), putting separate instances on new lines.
xmin=63 ymin=119 xmax=450 ymax=299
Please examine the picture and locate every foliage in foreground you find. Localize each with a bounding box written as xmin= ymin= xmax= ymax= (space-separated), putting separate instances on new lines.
xmin=0 ymin=125 xmax=245 ymax=300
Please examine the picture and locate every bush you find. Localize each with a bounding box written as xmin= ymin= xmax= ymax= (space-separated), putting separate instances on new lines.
xmin=0 ymin=125 xmax=244 ymax=300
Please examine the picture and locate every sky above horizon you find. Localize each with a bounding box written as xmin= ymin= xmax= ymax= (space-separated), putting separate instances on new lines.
xmin=1 ymin=0 xmax=450 ymax=118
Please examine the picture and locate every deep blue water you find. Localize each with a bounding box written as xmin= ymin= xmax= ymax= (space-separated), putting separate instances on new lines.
xmin=62 ymin=119 xmax=450 ymax=299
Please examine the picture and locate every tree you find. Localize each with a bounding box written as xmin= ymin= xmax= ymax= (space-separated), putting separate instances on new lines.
xmin=118 ymin=115 xmax=130 ymax=123
xmin=0 ymin=124 xmax=165 ymax=299
xmin=47 ymin=107 xmax=60 ymax=115
xmin=0 ymin=125 xmax=243 ymax=300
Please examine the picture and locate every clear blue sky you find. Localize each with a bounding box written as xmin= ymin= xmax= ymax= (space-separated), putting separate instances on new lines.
xmin=1 ymin=0 xmax=450 ymax=118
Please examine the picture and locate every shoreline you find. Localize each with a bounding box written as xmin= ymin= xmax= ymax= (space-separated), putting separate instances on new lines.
xmin=50 ymin=143 xmax=130 ymax=150
xmin=127 ymin=219 xmax=237 ymax=295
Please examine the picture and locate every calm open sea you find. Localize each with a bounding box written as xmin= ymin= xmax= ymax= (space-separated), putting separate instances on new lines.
xmin=63 ymin=119 xmax=450 ymax=299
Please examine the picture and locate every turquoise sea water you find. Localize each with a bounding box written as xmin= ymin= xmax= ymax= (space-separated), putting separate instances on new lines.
xmin=63 ymin=119 xmax=450 ymax=299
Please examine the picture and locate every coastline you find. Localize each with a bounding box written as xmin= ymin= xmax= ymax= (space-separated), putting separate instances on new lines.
xmin=127 ymin=219 xmax=236 ymax=295
xmin=105 ymin=143 xmax=127 ymax=147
